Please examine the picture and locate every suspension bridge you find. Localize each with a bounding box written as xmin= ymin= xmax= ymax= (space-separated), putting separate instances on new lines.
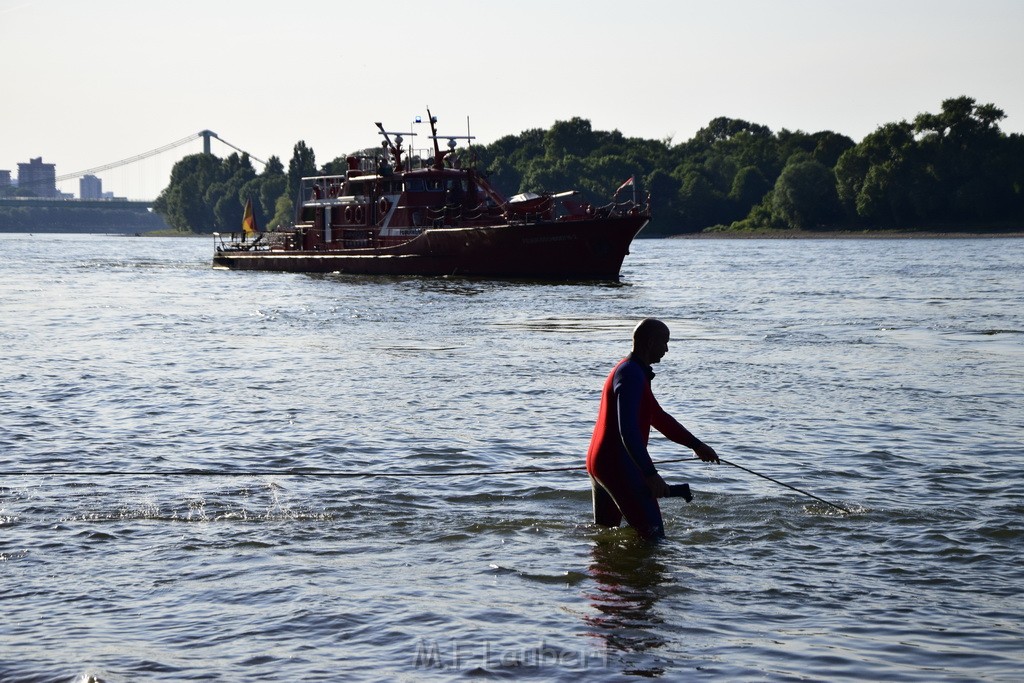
xmin=52 ymin=131 xmax=266 ymax=202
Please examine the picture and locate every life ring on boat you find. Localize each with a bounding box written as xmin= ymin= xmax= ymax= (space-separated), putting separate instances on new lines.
xmin=344 ymin=206 xmax=353 ymax=222
xmin=378 ymin=197 xmax=390 ymax=215
xmin=354 ymin=205 xmax=365 ymax=223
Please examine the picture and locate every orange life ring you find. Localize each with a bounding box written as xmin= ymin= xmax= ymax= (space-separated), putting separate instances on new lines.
xmin=354 ymin=205 xmax=365 ymax=223
xmin=378 ymin=197 xmax=390 ymax=215
xmin=344 ymin=206 xmax=353 ymax=222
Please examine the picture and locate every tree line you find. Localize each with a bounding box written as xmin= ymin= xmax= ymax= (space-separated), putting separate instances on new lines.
xmin=153 ymin=96 xmax=1024 ymax=234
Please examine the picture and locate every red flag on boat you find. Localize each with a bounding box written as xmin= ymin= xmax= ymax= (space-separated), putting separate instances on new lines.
xmin=615 ymin=176 xmax=635 ymax=195
xmin=242 ymin=197 xmax=258 ymax=236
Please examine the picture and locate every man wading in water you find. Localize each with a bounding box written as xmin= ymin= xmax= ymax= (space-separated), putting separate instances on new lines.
xmin=586 ymin=318 xmax=720 ymax=540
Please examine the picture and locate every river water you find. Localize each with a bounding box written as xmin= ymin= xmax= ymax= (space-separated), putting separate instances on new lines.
xmin=1 ymin=233 xmax=1021 ymax=681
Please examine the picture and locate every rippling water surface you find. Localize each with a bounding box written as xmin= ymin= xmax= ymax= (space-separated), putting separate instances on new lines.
xmin=1 ymin=234 xmax=1022 ymax=681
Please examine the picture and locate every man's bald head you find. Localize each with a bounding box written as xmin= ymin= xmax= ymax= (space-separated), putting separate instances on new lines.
xmin=633 ymin=318 xmax=669 ymax=344
xmin=632 ymin=318 xmax=670 ymax=364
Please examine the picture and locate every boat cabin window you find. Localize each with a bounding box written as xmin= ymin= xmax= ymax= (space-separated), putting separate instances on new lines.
xmin=404 ymin=177 xmax=469 ymax=193
xmin=344 ymin=178 xmax=402 ymax=195
xmin=420 ymin=178 xmax=469 ymax=192
xmin=347 ymin=180 xmax=370 ymax=196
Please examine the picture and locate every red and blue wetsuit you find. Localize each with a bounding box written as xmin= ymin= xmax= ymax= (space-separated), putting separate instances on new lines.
xmin=586 ymin=354 xmax=701 ymax=540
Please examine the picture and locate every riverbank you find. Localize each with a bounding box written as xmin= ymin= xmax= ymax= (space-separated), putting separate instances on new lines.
xmin=0 ymin=199 xmax=169 ymax=234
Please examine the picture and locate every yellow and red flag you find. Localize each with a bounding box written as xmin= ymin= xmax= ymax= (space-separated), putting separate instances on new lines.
xmin=242 ymin=197 xmax=258 ymax=236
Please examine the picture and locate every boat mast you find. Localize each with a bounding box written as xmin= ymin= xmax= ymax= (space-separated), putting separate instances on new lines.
xmin=425 ymin=108 xmax=475 ymax=169
xmin=426 ymin=108 xmax=443 ymax=169
xmin=375 ymin=123 xmax=414 ymax=171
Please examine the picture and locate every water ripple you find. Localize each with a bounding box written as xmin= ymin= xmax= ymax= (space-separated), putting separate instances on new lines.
xmin=1 ymin=235 xmax=1022 ymax=680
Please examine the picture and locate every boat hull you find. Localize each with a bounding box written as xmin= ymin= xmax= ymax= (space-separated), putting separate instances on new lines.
xmin=213 ymin=215 xmax=648 ymax=280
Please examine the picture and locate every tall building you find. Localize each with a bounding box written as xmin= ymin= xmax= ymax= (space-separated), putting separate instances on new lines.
xmin=0 ymin=170 xmax=11 ymax=188
xmin=17 ymin=157 xmax=57 ymax=198
xmin=80 ymin=174 xmax=103 ymax=199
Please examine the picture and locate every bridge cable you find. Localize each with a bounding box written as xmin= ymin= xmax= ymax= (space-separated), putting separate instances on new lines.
xmin=55 ymin=132 xmax=267 ymax=182
xmin=55 ymin=133 xmax=204 ymax=181
xmin=214 ymin=135 xmax=267 ymax=166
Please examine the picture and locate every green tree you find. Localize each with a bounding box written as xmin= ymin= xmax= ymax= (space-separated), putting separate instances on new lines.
xmin=689 ymin=117 xmax=772 ymax=147
xmin=677 ymin=171 xmax=724 ymax=231
xmin=669 ymin=118 xmax=784 ymax=229
xmin=321 ymin=157 xmax=350 ymax=176
xmin=811 ymin=131 xmax=856 ymax=168
xmin=729 ymin=165 xmax=771 ymax=208
xmin=834 ymin=121 xmax=919 ymax=225
xmin=771 ymin=159 xmax=841 ymax=229
xmin=153 ymin=153 xmax=223 ymax=232
xmin=914 ymin=96 xmax=1009 ymax=220
xmin=287 ymin=141 xmax=317 ymax=202
xmin=1007 ymin=133 xmax=1024 ymax=220
xmin=213 ymin=186 xmax=242 ymax=230
xmin=253 ymin=155 xmax=286 ymax=222
xmin=470 ymin=128 xmax=545 ymax=194
xmin=229 ymin=155 xmax=287 ymax=231
xmin=544 ymin=117 xmax=597 ymax=160
xmin=644 ymin=169 xmax=683 ymax=234
xmin=519 ymin=155 xmax=580 ymax=195
xmin=207 ymin=153 xmax=256 ymax=231
xmin=268 ymin=195 xmax=294 ymax=231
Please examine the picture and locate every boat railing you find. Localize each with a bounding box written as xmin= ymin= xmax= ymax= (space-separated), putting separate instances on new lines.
xmin=463 ymin=202 xmax=489 ymax=221
xmin=503 ymin=191 xmax=651 ymax=224
xmin=300 ymin=175 xmax=349 ymax=202
xmin=593 ymin=198 xmax=649 ymax=218
xmin=213 ymin=231 xmax=290 ymax=252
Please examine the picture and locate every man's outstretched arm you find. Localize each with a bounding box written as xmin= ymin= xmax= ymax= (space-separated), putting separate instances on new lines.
xmin=650 ymin=400 xmax=720 ymax=463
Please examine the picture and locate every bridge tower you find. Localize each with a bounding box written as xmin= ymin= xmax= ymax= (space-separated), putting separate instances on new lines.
xmin=199 ymin=130 xmax=218 ymax=155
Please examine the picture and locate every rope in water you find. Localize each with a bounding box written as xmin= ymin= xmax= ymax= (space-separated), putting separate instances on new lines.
xmin=3 ymin=455 xmax=850 ymax=512
xmin=0 ymin=456 xmax=697 ymax=479
xmin=720 ymin=457 xmax=851 ymax=514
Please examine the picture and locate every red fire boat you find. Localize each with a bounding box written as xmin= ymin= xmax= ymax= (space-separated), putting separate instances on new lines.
xmin=212 ymin=112 xmax=650 ymax=280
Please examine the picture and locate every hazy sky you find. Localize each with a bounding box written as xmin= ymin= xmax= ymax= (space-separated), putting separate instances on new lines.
xmin=3 ymin=0 xmax=1022 ymax=200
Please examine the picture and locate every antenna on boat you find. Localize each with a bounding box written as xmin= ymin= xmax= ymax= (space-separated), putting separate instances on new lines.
xmin=425 ymin=107 xmax=442 ymax=168
xmin=424 ymin=108 xmax=475 ymax=169
xmin=375 ymin=123 xmax=415 ymax=171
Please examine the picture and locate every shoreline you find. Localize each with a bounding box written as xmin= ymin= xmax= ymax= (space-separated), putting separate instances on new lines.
xmin=667 ymin=228 xmax=1024 ymax=240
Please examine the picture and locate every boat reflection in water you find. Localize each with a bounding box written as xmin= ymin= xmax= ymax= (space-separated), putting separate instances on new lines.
xmin=213 ymin=110 xmax=649 ymax=280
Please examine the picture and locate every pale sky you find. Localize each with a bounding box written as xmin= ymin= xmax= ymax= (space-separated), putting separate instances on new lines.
xmin=3 ymin=0 xmax=1022 ymax=200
